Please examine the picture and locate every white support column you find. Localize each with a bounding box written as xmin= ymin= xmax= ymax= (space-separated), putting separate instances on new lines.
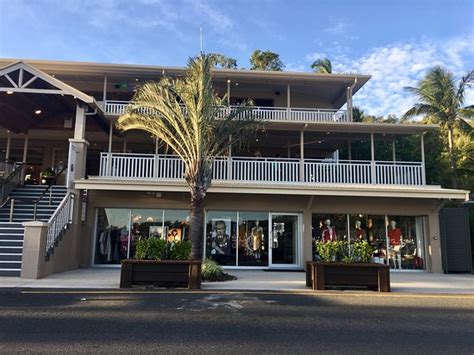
xmin=392 ymin=140 xmax=396 ymax=162
xmin=103 ymin=73 xmax=107 ymax=107
xmin=299 ymin=129 xmax=304 ymax=182
xmin=74 ymin=103 xmax=86 ymax=140
xmin=106 ymin=118 xmax=114 ymax=176
xmin=227 ymin=135 xmax=232 ymax=180
xmin=5 ymin=130 xmax=11 ymax=160
xmin=227 ymin=79 xmax=231 ymax=107
xmin=287 ymin=84 xmax=291 ymax=118
xmin=346 ymin=86 xmax=352 ymax=122
xmin=67 ymin=103 xmax=89 ymax=189
xmin=155 ymin=137 xmax=159 ymax=155
xmin=421 ymin=133 xmax=426 ymax=185
xmin=108 ymin=120 xmax=114 ymax=154
xmin=370 ymin=133 xmax=375 ymax=183
xmin=22 ymin=132 xmax=29 ymax=163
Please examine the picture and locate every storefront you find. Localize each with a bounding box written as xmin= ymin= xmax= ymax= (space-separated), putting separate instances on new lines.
xmin=93 ymin=207 xmax=303 ymax=269
xmin=92 ymin=205 xmax=427 ymax=271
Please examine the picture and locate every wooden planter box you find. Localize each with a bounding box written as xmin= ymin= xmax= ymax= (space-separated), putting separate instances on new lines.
xmin=306 ymin=261 xmax=390 ymax=292
xmin=120 ymin=260 xmax=202 ymax=289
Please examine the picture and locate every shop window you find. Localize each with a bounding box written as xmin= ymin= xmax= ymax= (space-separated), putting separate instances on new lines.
xmin=95 ymin=208 xmax=130 ymax=264
xmin=350 ymin=214 xmax=387 ymax=264
xmin=164 ymin=210 xmax=190 ymax=242
xmin=238 ymin=212 xmax=269 ymax=266
xmin=130 ymin=209 xmax=164 ymax=258
xmin=387 ymin=216 xmax=425 ymax=270
xmin=205 ymin=211 xmax=237 ymax=266
xmin=312 ymin=214 xmax=348 ymax=244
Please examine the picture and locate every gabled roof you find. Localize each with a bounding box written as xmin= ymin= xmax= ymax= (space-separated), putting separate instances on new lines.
xmin=0 ymin=61 xmax=95 ymax=104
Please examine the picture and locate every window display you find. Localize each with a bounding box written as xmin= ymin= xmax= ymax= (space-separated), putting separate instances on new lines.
xmin=313 ymin=213 xmax=425 ymax=270
xmin=387 ymin=216 xmax=425 ymax=270
xmin=130 ymin=209 xmax=164 ymax=258
xmin=164 ymin=210 xmax=190 ymax=242
xmin=206 ymin=211 xmax=237 ymax=266
xmin=95 ymin=208 xmax=130 ymax=264
xmin=238 ymin=212 xmax=269 ymax=266
xmin=312 ymin=214 xmax=348 ymax=243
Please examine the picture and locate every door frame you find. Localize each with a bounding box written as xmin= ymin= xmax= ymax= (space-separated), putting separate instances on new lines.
xmin=268 ymin=212 xmax=302 ymax=269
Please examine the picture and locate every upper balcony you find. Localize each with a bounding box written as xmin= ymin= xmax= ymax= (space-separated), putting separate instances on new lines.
xmin=101 ymin=100 xmax=348 ymax=123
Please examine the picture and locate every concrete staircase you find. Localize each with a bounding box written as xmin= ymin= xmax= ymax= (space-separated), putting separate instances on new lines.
xmin=0 ymin=185 xmax=67 ymax=276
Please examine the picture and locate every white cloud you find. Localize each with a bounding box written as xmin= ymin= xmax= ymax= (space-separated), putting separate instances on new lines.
xmin=324 ymin=17 xmax=348 ymax=35
xmin=331 ymin=35 xmax=474 ymax=117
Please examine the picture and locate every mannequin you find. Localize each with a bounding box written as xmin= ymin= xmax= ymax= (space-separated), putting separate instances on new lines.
xmin=251 ymin=220 xmax=264 ymax=259
xmin=354 ymin=220 xmax=366 ymax=241
xmin=388 ymin=220 xmax=403 ymax=269
xmin=321 ymin=219 xmax=337 ymax=242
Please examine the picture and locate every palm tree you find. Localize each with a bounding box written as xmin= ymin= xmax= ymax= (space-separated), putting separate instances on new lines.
xmin=403 ymin=66 xmax=474 ymax=188
xmin=116 ymin=54 xmax=260 ymax=260
xmin=311 ymin=58 xmax=332 ymax=74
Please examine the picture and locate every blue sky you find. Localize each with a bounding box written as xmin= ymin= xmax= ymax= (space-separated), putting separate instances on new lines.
xmin=0 ymin=0 xmax=473 ymax=116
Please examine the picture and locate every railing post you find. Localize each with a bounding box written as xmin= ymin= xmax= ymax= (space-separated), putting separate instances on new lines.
xmin=154 ymin=154 xmax=159 ymax=179
xmin=287 ymin=84 xmax=291 ymax=120
xmin=9 ymin=198 xmax=14 ymax=222
xmin=106 ymin=153 xmax=112 ymax=177
xmin=300 ymin=129 xmax=305 ymax=182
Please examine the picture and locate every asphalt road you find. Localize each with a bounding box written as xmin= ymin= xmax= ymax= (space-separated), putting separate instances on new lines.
xmin=0 ymin=289 xmax=473 ymax=354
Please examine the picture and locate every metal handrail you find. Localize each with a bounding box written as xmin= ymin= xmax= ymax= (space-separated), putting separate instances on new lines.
xmin=0 ymin=163 xmax=25 ymax=207
xmin=45 ymin=192 xmax=74 ymax=253
xmin=32 ymin=166 xmax=67 ymax=220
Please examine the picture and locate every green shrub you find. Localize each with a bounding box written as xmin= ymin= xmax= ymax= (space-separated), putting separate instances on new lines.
xmin=201 ymin=258 xmax=236 ymax=282
xmin=134 ymin=237 xmax=191 ymax=261
xmin=167 ymin=240 xmax=192 ymax=260
xmin=315 ymin=240 xmax=374 ymax=263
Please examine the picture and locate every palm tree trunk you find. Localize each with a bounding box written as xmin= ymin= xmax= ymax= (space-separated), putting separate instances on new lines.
xmin=189 ymin=186 xmax=205 ymax=260
xmin=447 ymin=127 xmax=458 ymax=189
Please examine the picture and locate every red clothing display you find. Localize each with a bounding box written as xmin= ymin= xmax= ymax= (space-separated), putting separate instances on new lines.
xmin=354 ymin=228 xmax=366 ymax=240
xmin=388 ymin=228 xmax=402 ymax=245
xmin=322 ymin=227 xmax=337 ymax=242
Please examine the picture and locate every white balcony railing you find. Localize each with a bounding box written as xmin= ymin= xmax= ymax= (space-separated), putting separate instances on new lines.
xmin=98 ymin=153 xmax=425 ymax=186
xmin=101 ymin=101 xmax=348 ymax=123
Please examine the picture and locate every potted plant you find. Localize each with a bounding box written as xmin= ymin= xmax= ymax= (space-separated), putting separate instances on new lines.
xmin=40 ymin=167 xmax=56 ymax=185
xmin=120 ymin=237 xmax=202 ymax=289
xmin=306 ymin=240 xmax=390 ymax=292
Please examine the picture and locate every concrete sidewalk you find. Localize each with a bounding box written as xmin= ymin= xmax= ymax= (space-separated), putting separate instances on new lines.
xmin=0 ymin=268 xmax=473 ymax=294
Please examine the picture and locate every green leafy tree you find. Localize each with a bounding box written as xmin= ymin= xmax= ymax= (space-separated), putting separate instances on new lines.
xmin=249 ymin=50 xmax=284 ymax=71
xmin=209 ymin=53 xmax=238 ymax=69
xmin=403 ymin=66 xmax=474 ymax=188
xmin=311 ymin=57 xmax=332 ymax=74
xmin=117 ymin=54 xmax=260 ymax=260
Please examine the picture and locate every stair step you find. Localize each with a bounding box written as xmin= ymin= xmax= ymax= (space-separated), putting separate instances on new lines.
xmin=0 ymin=247 xmax=22 ymax=253
xmin=0 ymin=253 xmax=22 ymax=261
xmin=0 ymin=269 xmax=21 ymax=276
xmin=0 ymin=261 xmax=21 ymax=268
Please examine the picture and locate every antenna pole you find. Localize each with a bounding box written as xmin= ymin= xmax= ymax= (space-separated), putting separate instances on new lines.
xmin=200 ymin=26 xmax=203 ymax=53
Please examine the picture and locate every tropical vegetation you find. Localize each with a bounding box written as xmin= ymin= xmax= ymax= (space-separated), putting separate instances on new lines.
xmin=403 ymin=66 xmax=474 ymax=188
xmin=117 ymin=54 xmax=260 ymax=260
xmin=311 ymin=57 xmax=332 ymax=74
xmin=249 ymin=50 xmax=284 ymax=71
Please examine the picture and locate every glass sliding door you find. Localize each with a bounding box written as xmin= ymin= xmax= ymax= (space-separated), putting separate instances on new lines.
xmin=269 ymin=213 xmax=300 ymax=267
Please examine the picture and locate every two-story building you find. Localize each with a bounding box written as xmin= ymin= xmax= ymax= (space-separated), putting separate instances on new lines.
xmin=0 ymin=59 xmax=469 ymax=277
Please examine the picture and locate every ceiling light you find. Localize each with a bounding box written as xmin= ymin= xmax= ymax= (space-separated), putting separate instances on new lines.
xmin=6 ymin=91 xmax=13 ymax=95
xmin=256 ymin=138 xmax=259 ymax=142
xmin=235 ymin=82 xmax=239 ymax=86
xmin=135 ymin=78 xmax=139 ymax=82
xmin=326 ymin=132 xmax=330 ymax=135
xmin=227 ymin=79 xmax=231 ymax=83
xmin=35 ymin=109 xmax=42 ymax=115
xmin=318 ymin=140 xmax=322 ymax=144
